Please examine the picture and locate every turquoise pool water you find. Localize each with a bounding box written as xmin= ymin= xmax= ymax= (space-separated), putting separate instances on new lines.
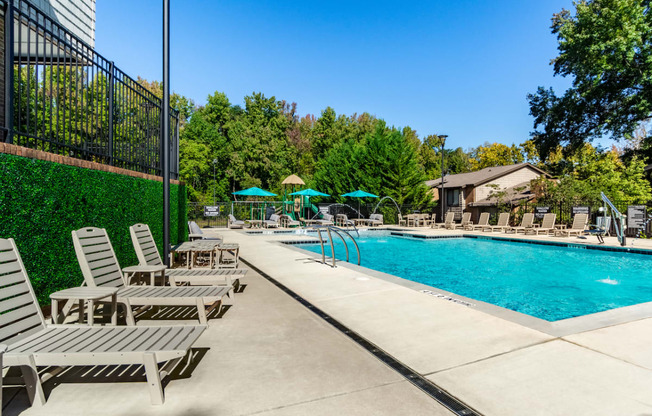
xmin=298 ymin=232 xmax=652 ymax=321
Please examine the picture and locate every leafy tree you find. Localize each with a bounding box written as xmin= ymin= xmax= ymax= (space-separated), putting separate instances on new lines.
xmin=469 ymin=142 xmax=524 ymax=170
xmin=528 ymin=0 xmax=652 ymax=157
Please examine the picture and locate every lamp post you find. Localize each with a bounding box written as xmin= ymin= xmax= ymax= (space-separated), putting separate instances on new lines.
xmin=212 ymin=159 xmax=218 ymax=206
xmin=439 ymin=134 xmax=448 ymax=221
xmin=162 ymin=0 xmax=171 ymax=266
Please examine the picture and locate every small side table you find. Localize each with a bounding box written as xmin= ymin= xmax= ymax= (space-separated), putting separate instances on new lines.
xmin=51 ymin=287 xmax=119 ymax=326
xmin=122 ymin=265 xmax=168 ymax=286
xmin=215 ymin=243 xmax=240 ymax=269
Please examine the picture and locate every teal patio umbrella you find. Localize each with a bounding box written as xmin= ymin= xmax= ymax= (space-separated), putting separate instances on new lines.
xmin=232 ymin=187 xmax=277 ymax=220
xmin=341 ymin=190 xmax=379 ymax=218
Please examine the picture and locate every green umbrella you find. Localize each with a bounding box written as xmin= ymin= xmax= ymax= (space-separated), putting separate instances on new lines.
xmin=232 ymin=187 xmax=277 ymax=197
xmin=289 ymin=188 xmax=330 ymax=197
xmin=341 ymin=190 xmax=379 ymax=218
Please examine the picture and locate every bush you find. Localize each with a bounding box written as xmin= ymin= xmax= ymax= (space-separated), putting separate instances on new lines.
xmin=0 ymin=153 xmax=187 ymax=304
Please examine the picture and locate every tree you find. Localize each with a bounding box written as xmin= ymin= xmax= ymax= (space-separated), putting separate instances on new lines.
xmin=469 ymin=142 xmax=524 ymax=170
xmin=528 ymin=0 xmax=652 ymax=157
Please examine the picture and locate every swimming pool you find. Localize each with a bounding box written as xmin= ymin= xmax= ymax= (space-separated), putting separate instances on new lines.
xmin=296 ymin=232 xmax=652 ymax=321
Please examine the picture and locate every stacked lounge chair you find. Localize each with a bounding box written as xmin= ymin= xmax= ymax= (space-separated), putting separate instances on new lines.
xmin=0 ymin=238 xmax=205 ymax=405
xmin=466 ymin=212 xmax=490 ymax=231
xmin=130 ymin=223 xmax=247 ymax=290
xmin=72 ymin=227 xmax=231 ymax=325
xmin=526 ymin=213 xmax=556 ymax=235
xmin=367 ymin=214 xmax=384 ymax=227
xmin=505 ymin=213 xmax=535 ymax=234
xmin=483 ymin=213 xmax=510 ymax=232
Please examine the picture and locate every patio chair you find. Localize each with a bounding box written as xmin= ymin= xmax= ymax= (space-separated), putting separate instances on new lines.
xmin=264 ymin=214 xmax=280 ymax=228
xmin=188 ymin=221 xmax=223 ymax=241
xmin=526 ymin=213 xmax=556 ymax=235
xmin=72 ymin=227 xmax=231 ymax=325
xmin=397 ymin=214 xmax=407 ymax=227
xmin=0 ymin=238 xmax=206 ymax=406
xmin=367 ymin=214 xmax=384 ymax=227
xmin=335 ymin=214 xmax=354 ymax=227
xmin=280 ymin=214 xmax=301 ymax=228
xmin=130 ymin=223 xmax=247 ymax=290
xmin=228 ymin=214 xmax=246 ymax=229
xmin=454 ymin=212 xmax=472 ymax=230
xmin=316 ymin=213 xmax=335 ymax=226
xmin=466 ymin=212 xmax=490 ymax=231
xmin=505 ymin=213 xmax=535 ymax=234
xmin=482 ymin=213 xmax=510 ymax=232
xmin=555 ymin=213 xmax=589 ymax=237
xmin=432 ymin=212 xmax=455 ymax=229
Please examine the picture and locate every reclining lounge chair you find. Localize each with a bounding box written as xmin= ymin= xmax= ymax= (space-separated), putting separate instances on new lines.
xmin=228 ymin=214 xmax=246 ymax=229
xmin=555 ymin=213 xmax=589 ymax=237
xmin=466 ymin=212 xmax=490 ymax=231
xmin=505 ymin=213 xmax=535 ymax=234
xmin=264 ymin=214 xmax=280 ymax=228
xmin=73 ymin=227 xmax=231 ymax=325
xmin=454 ymin=212 xmax=472 ymax=230
xmin=188 ymin=221 xmax=223 ymax=242
xmin=526 ymin=213 xmax=556 ymax=235
xmin=482 ymin=213 xmax=510 ymax=232
xmin=0 ymin=238 xmax=205 ymax=406
xmin=130 ymin=223 xmax=247 ymax=290
xmin=367 ymin=214 xmax=384 ymax=227
xmin=432 ymin=212 xmax=455 ymax=229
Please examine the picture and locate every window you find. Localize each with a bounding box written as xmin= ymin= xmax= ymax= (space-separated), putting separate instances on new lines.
xmin=446 ymin=189 xmax=460 ymax=206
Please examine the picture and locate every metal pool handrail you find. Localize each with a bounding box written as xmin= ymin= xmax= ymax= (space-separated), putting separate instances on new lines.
xmin=315 ymin=226 xmax=361 ymax=267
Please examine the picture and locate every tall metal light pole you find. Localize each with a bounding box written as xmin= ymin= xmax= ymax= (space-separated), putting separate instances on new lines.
xmin=162 ymin=0 xmax=171 ymax=266
xmin=212 ymin=159 xmax=218 ymax=206
xmin=439 ymin=134 xmax=448 ymax=221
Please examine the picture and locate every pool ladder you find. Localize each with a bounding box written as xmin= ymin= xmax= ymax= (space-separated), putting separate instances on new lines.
xmin=316 ymin=225 xmax=361 ymax=267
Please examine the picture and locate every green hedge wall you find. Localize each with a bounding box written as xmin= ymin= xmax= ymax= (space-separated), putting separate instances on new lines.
xmin=0 ymin=153 xmax=188 ymax=304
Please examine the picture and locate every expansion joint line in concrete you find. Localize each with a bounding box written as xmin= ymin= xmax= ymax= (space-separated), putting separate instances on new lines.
xmin=241 ymin=257 xmax=483 ymax=416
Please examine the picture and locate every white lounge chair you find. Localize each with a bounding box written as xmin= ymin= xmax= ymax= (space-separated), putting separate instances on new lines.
xmin=555 ymin=213 xmax=589 ymax=237
xmin=505 ymin=213 xmax=535 ymax=234
xmin=228 ymin=214 xmax=245 ymax=229
xmin=367 ymin=214 xmax=384 ymax=227
xmin=279 ymin=214 xmax=301 ymax=228
xmin=483 ymin=213 xmax=510 ymax=232
xmin=188 ymin=221 xmax=223 ymax=241
xmin=0 ymin=238 xmax=206 ymax=406
xmin=526 ymin=213 xmax=557 ymax=235
xmin=130 ymin=223 xmax=247 ymax=290
xmin=316 ymin=213 xmax=335 ymax=226
xmin=264 ymin=214 xmax=280 ymax=228
xmin=432 ymin=212 xmax=455 ymax=229
xmin=72 ymin=227 xmax=231 ymax=325
xmin=466 ymin=212 xmax=490 ymax=231
xmin=454 ymin=212 xmax=472 ymax=230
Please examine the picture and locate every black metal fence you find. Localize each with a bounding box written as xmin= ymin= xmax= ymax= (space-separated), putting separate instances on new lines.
xmin=2 ymin=0 xmax=179 ymax=178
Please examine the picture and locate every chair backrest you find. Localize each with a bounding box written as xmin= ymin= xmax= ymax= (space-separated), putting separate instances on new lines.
xmin=228 ymin=214 xmax=238 ymax=223
xmin=129 ymin=223 xmax=163 ymax=266
xmin=496 ymin=212 xmax=510 ymax=226
xmin=269 ymin=214 xmax=280 ymax=222
xmin=478 ymin=212 xmax=490 ymax=226
xmin=72 ymin=227 xmax=125 ymax=289
xmin=188 ymin=221 xmax=203 ymax=235
xmin=322 ymin=213 xmax=334 ymax=221
xmin=520 ymin=213 xmax=535 ymax=227
xmin=0 ymin=238 xmax=46 ymax=345
xmin=541 ymin=213 xmax=556 ymax=229
xmin=572 ymin=213 xmax=589 ymax=230
xmin=444 ymin=212 xmax=455 ymax=223
xmin=461 ymin=212 xmax=472 ymax=224
xmin=370 ymin=214 xmax=383 ymax=222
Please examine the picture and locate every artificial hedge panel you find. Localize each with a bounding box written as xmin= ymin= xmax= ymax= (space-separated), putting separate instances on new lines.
xmin=0 ymin=153 xmax=187 ymax=305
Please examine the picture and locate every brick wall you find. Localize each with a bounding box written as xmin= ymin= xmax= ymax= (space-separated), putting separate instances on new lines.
xmin=0 ymin=142 xmax=181 ymax=185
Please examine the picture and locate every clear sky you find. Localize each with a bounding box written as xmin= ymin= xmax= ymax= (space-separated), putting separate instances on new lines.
xmin=95 ymin=0 xmax=575 ymax=150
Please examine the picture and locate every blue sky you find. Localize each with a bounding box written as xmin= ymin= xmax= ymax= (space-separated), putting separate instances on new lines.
xmin=96 ymin=0 xmax=575 ymax=150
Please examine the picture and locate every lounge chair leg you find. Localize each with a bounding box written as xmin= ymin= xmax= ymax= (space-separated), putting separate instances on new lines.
xmin=143 ymin=352 xmax=164 ymax=405
xmin=196 ymin=298 xmax=207 ymax=324
xmin=21 ymin=356 xmax=46 ymax=407
xmin=122 ymin=301 xmax=136 ymax=326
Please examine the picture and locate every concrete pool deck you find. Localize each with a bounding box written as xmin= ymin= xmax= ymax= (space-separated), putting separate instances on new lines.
xmin=220 ymin=226 xmax=652 ymax=415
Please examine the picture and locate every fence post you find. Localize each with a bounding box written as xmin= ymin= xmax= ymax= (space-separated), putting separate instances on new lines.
xmin=4 ymin=1 xmax=14 ymax=144
xmin=107 ymin=61 xmax=114 ymax=165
